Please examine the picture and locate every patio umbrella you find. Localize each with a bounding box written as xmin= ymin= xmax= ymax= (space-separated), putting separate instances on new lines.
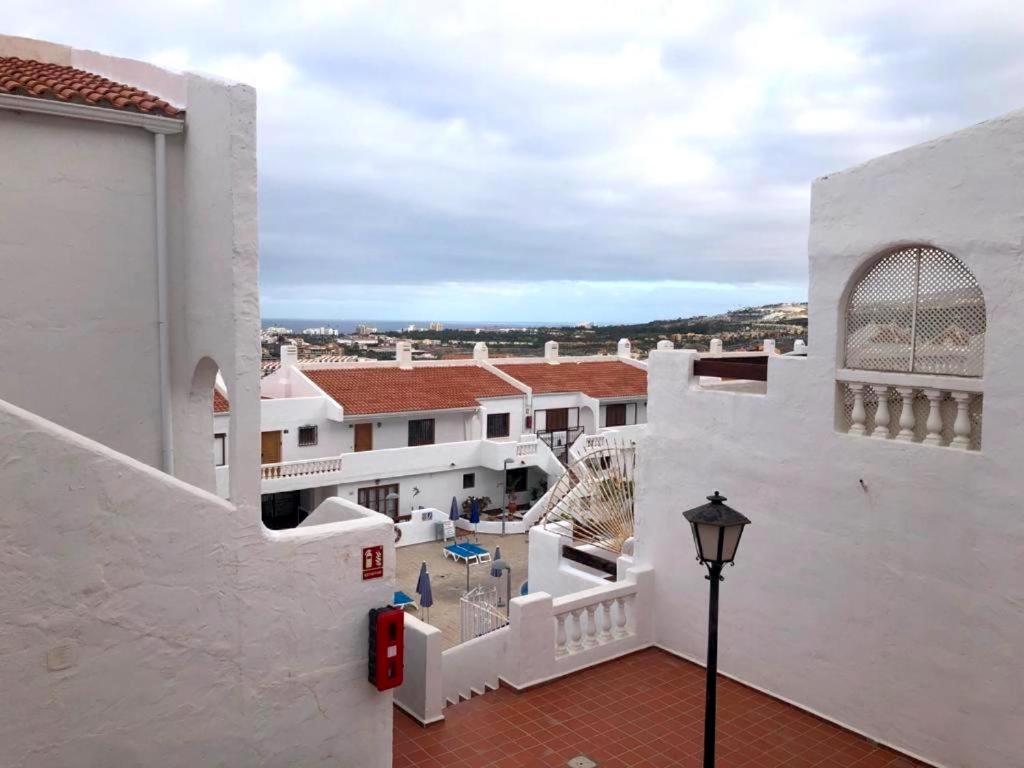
xmin=415 ymin=561 xmax=433 ymax=622
xmin=449 ymin=496 xmax=460 ymax=521
xmin=490 ymin=547 xmax=503 ymax=578
xmin=470 ymin=497 xmax=481 ymax=541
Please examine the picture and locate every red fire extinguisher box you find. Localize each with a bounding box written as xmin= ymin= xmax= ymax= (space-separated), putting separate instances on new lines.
xmin=368 ymin=606 xmax=404 ymax=691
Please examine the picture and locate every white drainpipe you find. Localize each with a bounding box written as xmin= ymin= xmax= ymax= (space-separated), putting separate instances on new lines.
xmin=153 ymin=131 xmax=173 ymax=474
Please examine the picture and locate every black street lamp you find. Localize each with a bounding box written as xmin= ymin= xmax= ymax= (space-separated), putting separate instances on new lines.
xmin=683 ymin=491 xmax=751 ymax=768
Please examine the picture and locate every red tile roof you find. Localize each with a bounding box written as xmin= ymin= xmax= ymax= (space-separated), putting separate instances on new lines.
xmin=213 ymin=390 xmax=230 ymax=413
xmin=0 ymin=57 xmax=184 ymax=118
xmin=496 ymin=360 xmax=646 ymax=398
xmin=304 ymin=366 xmax=522 ymax=415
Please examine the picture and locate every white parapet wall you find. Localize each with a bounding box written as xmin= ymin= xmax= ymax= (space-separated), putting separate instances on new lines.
xmin=0 ymin=398 xmax=396 ymax=767
xmin=394 ymin=615 xmax=444 ymax=725
xmin=396 ymin=562 xmax=654 ymax=723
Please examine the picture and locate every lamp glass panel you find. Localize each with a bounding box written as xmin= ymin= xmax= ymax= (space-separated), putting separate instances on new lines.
xmin=696 ymin=523 xmax=721 ymax=562
xmin=719 ymin=524 xmax=743 ymax=562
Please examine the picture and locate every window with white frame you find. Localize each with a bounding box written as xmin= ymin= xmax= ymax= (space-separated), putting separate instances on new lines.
xmin=214 ymin=433 xmax=226 ymax=467
xmin=845 ymin=246 xmax=986 ymax=377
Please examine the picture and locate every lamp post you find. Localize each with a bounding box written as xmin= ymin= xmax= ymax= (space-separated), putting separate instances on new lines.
xmin=491 ymin=547 xmax=512 ymax=616
xmin=682 ymin=491 xmax=751 ymax=768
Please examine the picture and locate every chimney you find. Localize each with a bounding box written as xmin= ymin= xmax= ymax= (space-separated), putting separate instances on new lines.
xmin=656 ymin=339 xmax=674 ymax=351
xmin=617 ymin=338 xmax=632 ymax=358
xmin=280 ymin=344 xmax=298 ymax=368
xmin=396 ymin=341 xmax=413 ymax=369
xmin=709 ymin=339 xmax=723 ymax=355
xmin=762 ymin=339 xmax=776 ymax=355
xmin=544 ymin=341 xmax=559 ymax=362
xmin=473 ymin=342 xmax=489 ymax=361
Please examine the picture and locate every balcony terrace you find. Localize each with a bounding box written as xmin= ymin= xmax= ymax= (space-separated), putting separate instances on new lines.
xmin=259 ymin=434 xmax=564 ymax=494
xmin=394 ymin=648 xmax=927 ymax=768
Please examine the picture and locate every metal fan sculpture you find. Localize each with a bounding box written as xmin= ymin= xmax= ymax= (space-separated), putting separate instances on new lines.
xmin=538 ymin=436 xmax=636 ymax=554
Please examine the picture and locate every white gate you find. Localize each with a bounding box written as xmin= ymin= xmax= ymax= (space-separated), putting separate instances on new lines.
xmin=459 ymin=585 xmax=508 ymax=643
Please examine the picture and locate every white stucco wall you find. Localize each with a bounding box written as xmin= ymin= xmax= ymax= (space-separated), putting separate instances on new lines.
xmin=528 ymin=525 xmax=615 ymax=598
xmin=637 ymin=110 xmax=1024 ymax=768
xmin=334 ymin=465 xmax=509 ymax=518
xmin=0 ymin=398 xmax=395 ymax=768
xmin=0 ymin=109 xmax=164 ymax=465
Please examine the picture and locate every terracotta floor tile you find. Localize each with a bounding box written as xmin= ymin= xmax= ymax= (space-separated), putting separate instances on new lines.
xmin=394 ymin=648 xmax=933 ymax=768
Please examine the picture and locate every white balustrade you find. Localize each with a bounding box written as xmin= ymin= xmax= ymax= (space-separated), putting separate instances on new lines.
xmin=837 ymin=375 xmax=982 ymax=451
xmin=515 ymin=441 xmax=538 ymax=457
xmin=553 ymin=589 xmax=637 ymax=657
xmin=261 ymin=456 xmax=344 ymax=480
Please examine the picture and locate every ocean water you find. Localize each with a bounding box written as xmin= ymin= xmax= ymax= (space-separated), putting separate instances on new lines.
xmin=261 ymin=318 xmax=557 ymax=332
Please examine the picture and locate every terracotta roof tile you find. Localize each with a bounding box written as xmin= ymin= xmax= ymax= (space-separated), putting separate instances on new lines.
xmin=0 ymin=57 xmax=184 ymax=118
xmin=213 ymin=389 xmax=230 ymax=413
xmin=495 ymin=360 xmax=647 ymax=398
xmin=304 ymin=366 xmax=522 ymax=415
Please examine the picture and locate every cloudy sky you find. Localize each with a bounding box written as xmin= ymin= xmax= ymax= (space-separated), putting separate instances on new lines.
xmin=11 ymin=2 xmax=1024 ymax=323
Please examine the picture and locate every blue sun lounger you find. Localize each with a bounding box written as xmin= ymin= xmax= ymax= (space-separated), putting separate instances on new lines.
xmin=462 ymin=543 xmax=492 ymax=563
xmin=393 ymin=590 xmax=417 ymax=610
xmin=443 ymin=543 xmax=478 ymax=563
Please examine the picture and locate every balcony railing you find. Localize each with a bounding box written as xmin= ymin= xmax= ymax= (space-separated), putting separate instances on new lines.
xmin=553 ymin=579 xmax=637 ymax=658
xmin=836 ymin=370 xmax=983 ymax=450
xmin=261 ymin=456 xmax=343 ymax=480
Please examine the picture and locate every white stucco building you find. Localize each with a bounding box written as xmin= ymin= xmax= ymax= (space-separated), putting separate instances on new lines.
xmin=635 ymin=110 xmax=1024 ymax=768
xmin=253 ymin=341 xmax=647 ymax=530
xmin=0 ymin=36 xmax=394 ymax=768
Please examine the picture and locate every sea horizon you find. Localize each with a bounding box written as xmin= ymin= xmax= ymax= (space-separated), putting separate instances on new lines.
xmin=261 ymin=317 xmax=569 ymax=332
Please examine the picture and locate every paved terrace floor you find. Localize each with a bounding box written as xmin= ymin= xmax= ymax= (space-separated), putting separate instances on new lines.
xmin=396 ymin=532 xmax=530 ymax=650
xmin=394 ymin=648 xmax=928 ymax=768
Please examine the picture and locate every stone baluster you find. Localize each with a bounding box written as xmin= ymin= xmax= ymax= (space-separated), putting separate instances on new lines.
xmin=922 ymin=389 xmax=944 ymax=446
xmin=895 ymin=387 xmax=916 ymax=442
xmin=583 ymin=605 xmax=598 ymax=647
xmin=555 ymin=613 xmax=568 ymax=657
xmin=950 ymin=392 xmax=972 ymax=450
xmin=569 ymin=609 xmax=584 ymax=652
xmin=613 ymin=597 xmax=629 ymax=639
xmin=871 ymin=385 xmax=890 ymax=438
xmin=847 ymin=383 xmax=867 ymax=436
xmin=599 ymin=600 xmax=613 ymax=642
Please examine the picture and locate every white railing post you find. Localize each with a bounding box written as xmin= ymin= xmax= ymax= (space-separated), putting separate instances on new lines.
xmin=848 ymin=383 xmax=867 ymax=436
xmin=871 ymin=385 xmax=890 ymax=438
xmin=922 ymin=389 xmax=944 ymax=446
xmin=895 ymin=387 xmax=916 ymax=442
xmin=599 ymin=600 xmax=613 ymax=642
xmin=555 ymin=613 xmax=568 ymax=657
xmin=951 ymin=392 xmax=972 ymax=450
xmin=613 ymin=597 xmax=628 ymax=639
xmin=583 ymin=604 xmax=598 ymax=648
xmin=569 ymin=609 xmax=584 ymax=652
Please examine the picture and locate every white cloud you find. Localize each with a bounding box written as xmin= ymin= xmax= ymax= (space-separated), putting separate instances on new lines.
xmin=9 ymin=1 xmax=1024 ymax=321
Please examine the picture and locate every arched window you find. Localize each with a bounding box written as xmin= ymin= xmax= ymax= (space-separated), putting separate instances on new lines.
xmin=845 ymin=246 xmax=986 ymax=377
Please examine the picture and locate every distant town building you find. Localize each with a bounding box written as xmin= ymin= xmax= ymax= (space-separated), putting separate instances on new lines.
xmin=301 ymin=326 xmax=339 ymax=336
xmin=428 ymin=321 xmax=444 ymax=331
xmin=355 ymin=323 xmax=378 ymax=335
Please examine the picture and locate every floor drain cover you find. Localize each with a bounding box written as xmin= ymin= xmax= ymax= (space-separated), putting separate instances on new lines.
xmin=567 ymin=757 xmax=597 ymax=768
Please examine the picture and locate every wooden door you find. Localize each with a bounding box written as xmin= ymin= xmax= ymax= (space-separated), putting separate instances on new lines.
xmin=261 ymin=430 xmax=282 ymax=464
xmin=354 ymin=423 xmax=373 ymax=452
xmin=606 ymin=403 xmax=627 ymax=427
xmin=545 ymin=408 xmax=569 ymax=431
